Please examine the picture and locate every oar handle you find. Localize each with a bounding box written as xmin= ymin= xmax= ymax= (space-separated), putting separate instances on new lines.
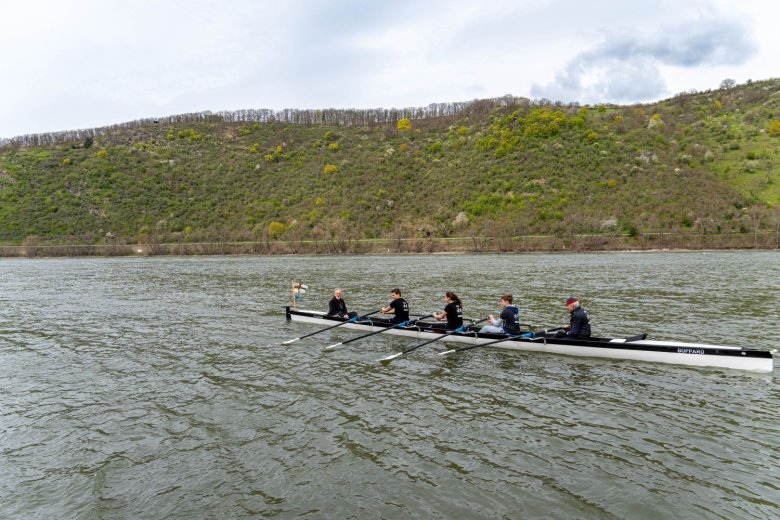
xmin=536 ymin=327 xmax=564 ymax=334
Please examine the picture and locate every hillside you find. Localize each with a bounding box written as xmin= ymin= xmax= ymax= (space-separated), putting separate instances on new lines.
xmin=1 ymin=79 xmax=779 ymax=251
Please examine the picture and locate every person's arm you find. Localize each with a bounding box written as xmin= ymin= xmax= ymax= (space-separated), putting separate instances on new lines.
xmin=327 ymin=298 xmax=338 ymax=316
xmin=433 ymin=310 xmax=445 ymax=320
xmin=490 ymin=312 xmax=504 ymax=327
xmin=381 ymin=302 xmax=393 ymax=314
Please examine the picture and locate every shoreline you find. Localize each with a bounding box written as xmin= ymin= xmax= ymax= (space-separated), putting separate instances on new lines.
xmin=1 ymin=233 xmax=778 ymax=259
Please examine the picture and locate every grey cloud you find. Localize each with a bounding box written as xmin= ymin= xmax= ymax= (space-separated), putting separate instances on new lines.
xmin=532 ymin=13 xmax=757 ymax=103
xmin=588 ymin=18 xmax=756 ymax=67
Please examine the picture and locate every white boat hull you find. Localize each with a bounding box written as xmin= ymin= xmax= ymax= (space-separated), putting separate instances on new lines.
xmin=286 ymin=309 xmax=775 ymax=373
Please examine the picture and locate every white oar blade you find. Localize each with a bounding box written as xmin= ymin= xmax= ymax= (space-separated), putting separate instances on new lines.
xmin=379 ymin=352 xmax=403 ymax=362
xmin=437 ymin=349 xmax=456 ymax=356
xmin=324 ymin=342 xmax=342 ymax=350
xmin=281 ymin=338 xmax=300 ymax=345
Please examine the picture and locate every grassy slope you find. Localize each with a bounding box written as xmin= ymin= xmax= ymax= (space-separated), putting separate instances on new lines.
xmin=0 ymin=79 xmax=778 ymax=244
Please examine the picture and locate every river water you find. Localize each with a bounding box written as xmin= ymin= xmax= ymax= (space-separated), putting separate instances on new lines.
xmin=1 ymin=252 xmax=778 ymax=519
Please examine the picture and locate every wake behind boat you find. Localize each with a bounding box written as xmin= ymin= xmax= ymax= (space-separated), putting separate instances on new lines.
xmin=285 ymin=307 xmax=775 ymax=373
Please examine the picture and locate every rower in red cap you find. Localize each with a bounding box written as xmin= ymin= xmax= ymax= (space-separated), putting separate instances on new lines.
xmin=556 ymin=296 xmax=591 ymax=338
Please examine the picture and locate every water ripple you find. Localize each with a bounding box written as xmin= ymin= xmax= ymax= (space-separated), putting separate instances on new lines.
xmin=1 ymin=253 xmax=778 ymax=518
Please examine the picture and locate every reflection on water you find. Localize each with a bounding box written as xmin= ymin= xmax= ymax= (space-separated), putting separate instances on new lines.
xmin=1 ymin=252 xmax=778 ymax=518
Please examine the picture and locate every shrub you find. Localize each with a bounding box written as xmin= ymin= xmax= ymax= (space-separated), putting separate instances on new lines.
xmin=769 ymin=120 xmax=780 ymax=136
xmin=268 ymin=221 xmax=286 ymax=239
xmin=323 ymin=164 xmax=338 ymax=174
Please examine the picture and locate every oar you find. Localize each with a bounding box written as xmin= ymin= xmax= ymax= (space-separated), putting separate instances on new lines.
xmin=281 ymin=310 xmax=381 ymax=345
xmin=378 ymin=318 xmax=488 ymax=362
xmin=437 ymin=326 xmax=566 ymax=356
xmin=437 ymin=329 xmax=541 ymax=356
xmin=325 ymin=314 xmax=434 ymax=350
xmin=533 ymin=327 xmax=564 ymax=336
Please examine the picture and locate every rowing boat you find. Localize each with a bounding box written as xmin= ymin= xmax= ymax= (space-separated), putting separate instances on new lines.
xmin=285 ymin=307 xmax=775 ymax=373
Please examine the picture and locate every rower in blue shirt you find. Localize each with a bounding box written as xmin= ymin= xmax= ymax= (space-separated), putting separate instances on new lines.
xmin=479 ymin=294 xmax=521 ymax=335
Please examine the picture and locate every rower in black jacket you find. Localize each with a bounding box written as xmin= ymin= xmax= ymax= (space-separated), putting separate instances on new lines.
xmin=327 ymin=288 xmax=357 ymax=319
xmin=557 ymin=296 xmax=591 ymax=338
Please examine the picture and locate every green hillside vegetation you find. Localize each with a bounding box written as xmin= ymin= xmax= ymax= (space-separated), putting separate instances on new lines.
xmin=1 ymin=79 xmax=779 ymax=251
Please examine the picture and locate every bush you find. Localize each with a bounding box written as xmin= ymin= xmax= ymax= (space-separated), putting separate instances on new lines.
xmin=323 ymin=164 xmax=338 ymax=174
xmin=268 ymin=221 xmax=286 ymax=239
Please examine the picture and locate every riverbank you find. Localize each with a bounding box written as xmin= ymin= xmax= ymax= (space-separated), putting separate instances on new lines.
xmin=1 ymin=231 xmax=778 ymax=258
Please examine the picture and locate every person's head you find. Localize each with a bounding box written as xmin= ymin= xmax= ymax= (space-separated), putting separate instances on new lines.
xmin=445 ymin=291 xmax=462 ymax=307
xmin=566 ymin=296 xmax=580 ymax=311
xmin=334 ymin=288 xmax=343 ymax=299
xmin=390 ymin=288 xmax=402 ymax=299
xmin=500 ymin=294 xmax=513 ymax=307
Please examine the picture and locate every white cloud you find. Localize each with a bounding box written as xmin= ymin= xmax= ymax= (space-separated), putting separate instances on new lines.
xmin=531 ymin=6 xmax=758 ymax=103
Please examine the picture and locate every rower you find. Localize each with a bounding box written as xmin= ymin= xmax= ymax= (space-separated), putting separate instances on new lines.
xmin=381 ymin=288 xmax=410 ymax=324
xmin=556 ymin=296 xmax=591 ymax=338
xmin=479 ymin=294 xmax=521 ymax=335
xmin=432 ymin=292 xmax=464 ymax=330
xmin=326 ymin=288 xmax=357 ymax=319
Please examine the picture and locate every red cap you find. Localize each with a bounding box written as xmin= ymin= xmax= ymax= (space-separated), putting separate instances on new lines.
xmin=566 ymin=296 xmax=578 ymax=305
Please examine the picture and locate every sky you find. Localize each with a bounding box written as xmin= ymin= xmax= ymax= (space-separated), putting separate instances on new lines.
xmin=1 ymin=0 xmax=778 ymax=139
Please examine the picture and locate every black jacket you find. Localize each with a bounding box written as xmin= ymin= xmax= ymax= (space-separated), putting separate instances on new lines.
xmin=327 ymin=297 xmax=348 ymax=317
xmin=567 ymin=307 xmax=591 ymax=337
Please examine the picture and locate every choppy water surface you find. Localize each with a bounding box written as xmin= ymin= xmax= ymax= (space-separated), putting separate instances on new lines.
xmin=1 ymin=252 xmax=778 ymax=519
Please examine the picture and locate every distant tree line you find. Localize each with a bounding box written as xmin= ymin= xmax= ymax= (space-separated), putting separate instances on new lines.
xmin=1 ymin=95 xmax=583 ymax=149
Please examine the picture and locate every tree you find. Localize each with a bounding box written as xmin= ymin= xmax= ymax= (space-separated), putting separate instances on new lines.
xmin=719 ymin=78 xmax=736 ymax=90
xmin=268 ymin=221 xmax=286 ymax=239
xmin=397 ymin=118 xmax=411 ymax=132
